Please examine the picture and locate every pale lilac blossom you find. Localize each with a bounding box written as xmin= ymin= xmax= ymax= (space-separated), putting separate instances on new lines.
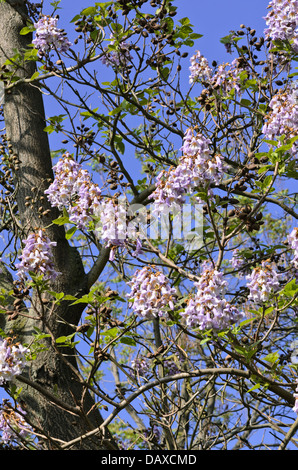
xmin=288 ymin=227 xmax=298 ymax=268
xmin=231 ymin=248 xmax=249 ymax=277
xmin=100 ymin=34 xmax=132 ymax=68
xmin=189 ymin=50 xmax=212 ymax=83
xmin=127 ymin=266 xmax=176 ymax=319
xmin=293 ymin=379 xmax=298 ymax=413
xmin=152 ymin=129 xmax=225 ymax=216
xmin=0 ymin=402 xmax=34 ymax=446
xmin=246 ymin=260 xmax=281 ymax=303
xmin=264 ymin=0 xmax=298 ymax=51
xmin=32 ymin=15 xmax=71 ymax=55
xmin=181 ymin=264 xmax=244 ymax=330
xmin=45 ymin=153 xmax=102 ymax=230
xmin=189 ymin=51 xmax=249 ymax=96
xmin=211 ymin=58 xmax=249 ymax=96
xmin=16 ymin=230 xmax=59 ymax=282
xmin=131 ymin=356 xmax=150 ymax=377
xmin=262 ymin=84 xmax=298 ymax=156
xmin=0 ymin=339 xmax=28 ymax=385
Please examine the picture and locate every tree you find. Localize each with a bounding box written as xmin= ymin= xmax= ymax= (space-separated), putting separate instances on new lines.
xmin=0 ymin=0 xmax=297 ymax=451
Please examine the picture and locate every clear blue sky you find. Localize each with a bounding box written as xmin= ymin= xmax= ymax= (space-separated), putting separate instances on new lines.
xmin=55 ymin=0 xmax=269 ymax=63
xmin=175 ymin=0 xmax=268 ymax=62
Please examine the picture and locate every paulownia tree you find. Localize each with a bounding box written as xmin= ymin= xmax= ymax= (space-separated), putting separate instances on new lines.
xmin=0 ymin=0 xmax=298 ymax=450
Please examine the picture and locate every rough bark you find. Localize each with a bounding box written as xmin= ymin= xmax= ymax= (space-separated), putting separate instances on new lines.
xmin=0 ymin=0 xmax=116 ymax=450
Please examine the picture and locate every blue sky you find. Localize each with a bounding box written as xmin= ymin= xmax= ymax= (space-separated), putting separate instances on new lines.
xmin=176 ymin=0 xmax=269 ymax=61
xmin=54 ymin=0 xmax=269 ymax=62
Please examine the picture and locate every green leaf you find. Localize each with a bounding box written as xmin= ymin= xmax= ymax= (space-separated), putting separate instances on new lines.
xmin=81 ymin=6 xmax=97 ymax=16
xmin=240 ymin=98 xmax=252 ymax=107
xmin=48 ymin=291 xmax=64 ymax=301
xmin=30 ymin=71 xmax=40 ymax=80
xmin=56 ymin=335 xmax=68 ymax=343
xmin=52 ymin=215 xmax=70 ymax=225
xmin=70 ymin=292 xmax=95 ymax=305
xmin=263 ymin=352 xmax=279 ymax=363
xmin=247 ymin=383 xmax=261 ymax=393
xmin=20 ymin=25 xmax=35 ymax=35
xmin=65 ymin=226 xmax=77 ymax=240
xmin=120 ymin=337 xmax=136 ymax=346
xmin=102 ymin=327 xmax=118 ymax=339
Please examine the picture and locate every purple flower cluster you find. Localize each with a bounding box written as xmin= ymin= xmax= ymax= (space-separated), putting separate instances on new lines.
xmin=262 ymin=84 xmax=298 ymax=156
xmin=127 ymin=266 xmax=176 ymax=319
xmin=231 ymin=249 xmax=245 ymax=269
xmin=130 ymin=355 xmax=180 ymax=380
xmin=246 ymin=260 xmax=281 ymax=303
xmin=231 ymin=248 xmax=249 ymax=277
xmin=45 ymin=155 xmax=142 ymax=256
xmin=189 ymin=50 xmax=212 ymax=83
xmin=16 ymin=229 xmax=59 ymax=282
xmin=45 ymin=153 xmax=102 ymax=230
xmin=189 ymin=51 xmax=248 ymax=96
xmin=97 ymin=198 xmax=128 ymax=260
xmin=163 ymin=360 xmax=180 ymax=376
xmin=152 ymin=129 xmax=225 ymax=215
xmin=264 ymin=0 xmax=298 ymax=51
xmin=181 ymin=264 xmax=244 ymax=330
xmin=100 ymin=34 xmax=132 ymax=68
xmin=144 ymin=424 xmax=161 ymax=443
xmin=32 ymin=15 xmax=71 ymax=56
xmin=131 ymin=356 xmax=150 ymax=377
xmin=99 ymin=199 xmax=127 ymax=246
xmin=212 ymin=59 xmax=248 ymax=96
xmin=95 ymin=198 xmax=143 ymax=260
xmin=288 ymin=227 xmax=298 ymax=268
xmin=0 ymin=402 xmax=33 ymax=446
xmin=0 ymin=339 xmax=28 ymax=385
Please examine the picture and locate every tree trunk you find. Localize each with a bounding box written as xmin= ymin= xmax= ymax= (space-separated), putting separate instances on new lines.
xmin=0 ymin=0 xmax=116 ymax=450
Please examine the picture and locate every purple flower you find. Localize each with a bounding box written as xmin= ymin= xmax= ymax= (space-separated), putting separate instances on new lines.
xmin=231 ymin=248 xmax=250 ymax=277
xmin=127 ymin=266 xmax=177 ymax=319
xmin=45 ymin=153 xmax=102 ymax=230
xmin=100 ymin=34 xmax=132 ymax=68
xmin=189 ymin=51 xmax=249 ymax=96
xmin=262 ymin=84 xmax=298 ymax=156
xmin=288 ymin=227 xmax=298 ymax=267
xmin=189 ymin=50 xmax=212 ymax=83
xmin=0 ymin=339 xmax=28 ymax=385
xmin=246 ymin=260 xmax=281 ymax=303
xmin=181 ymin=263 xmax=244 ymax=330
xmin=33 ymin=15 xmax=71 ymax=56
xmin=97 ymin=199 xmax=127 ymax=247
xmin=44 ymin=154 xmax=82 ymax=210
xmin=293 ymin=379 xmax=298 ymax=413
xmin=162 ymin=360 xmax=180 ymax=376
xmin=16 ymin=229 xmax=59 ymax=282
xmin=211 ymin=58 xmax=249 ymax=96
xmin=152 ymin=129 xmax=225 ymax=216
xmin=0 ymin=401 xmax=34 ymax=446
xmin=131 ymin=356 xmax=150 ymax=377
xmin=264 ymin=0 xmax=298 ymax=51
xmin=46 ymin=158 xmax=141 ymax=253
